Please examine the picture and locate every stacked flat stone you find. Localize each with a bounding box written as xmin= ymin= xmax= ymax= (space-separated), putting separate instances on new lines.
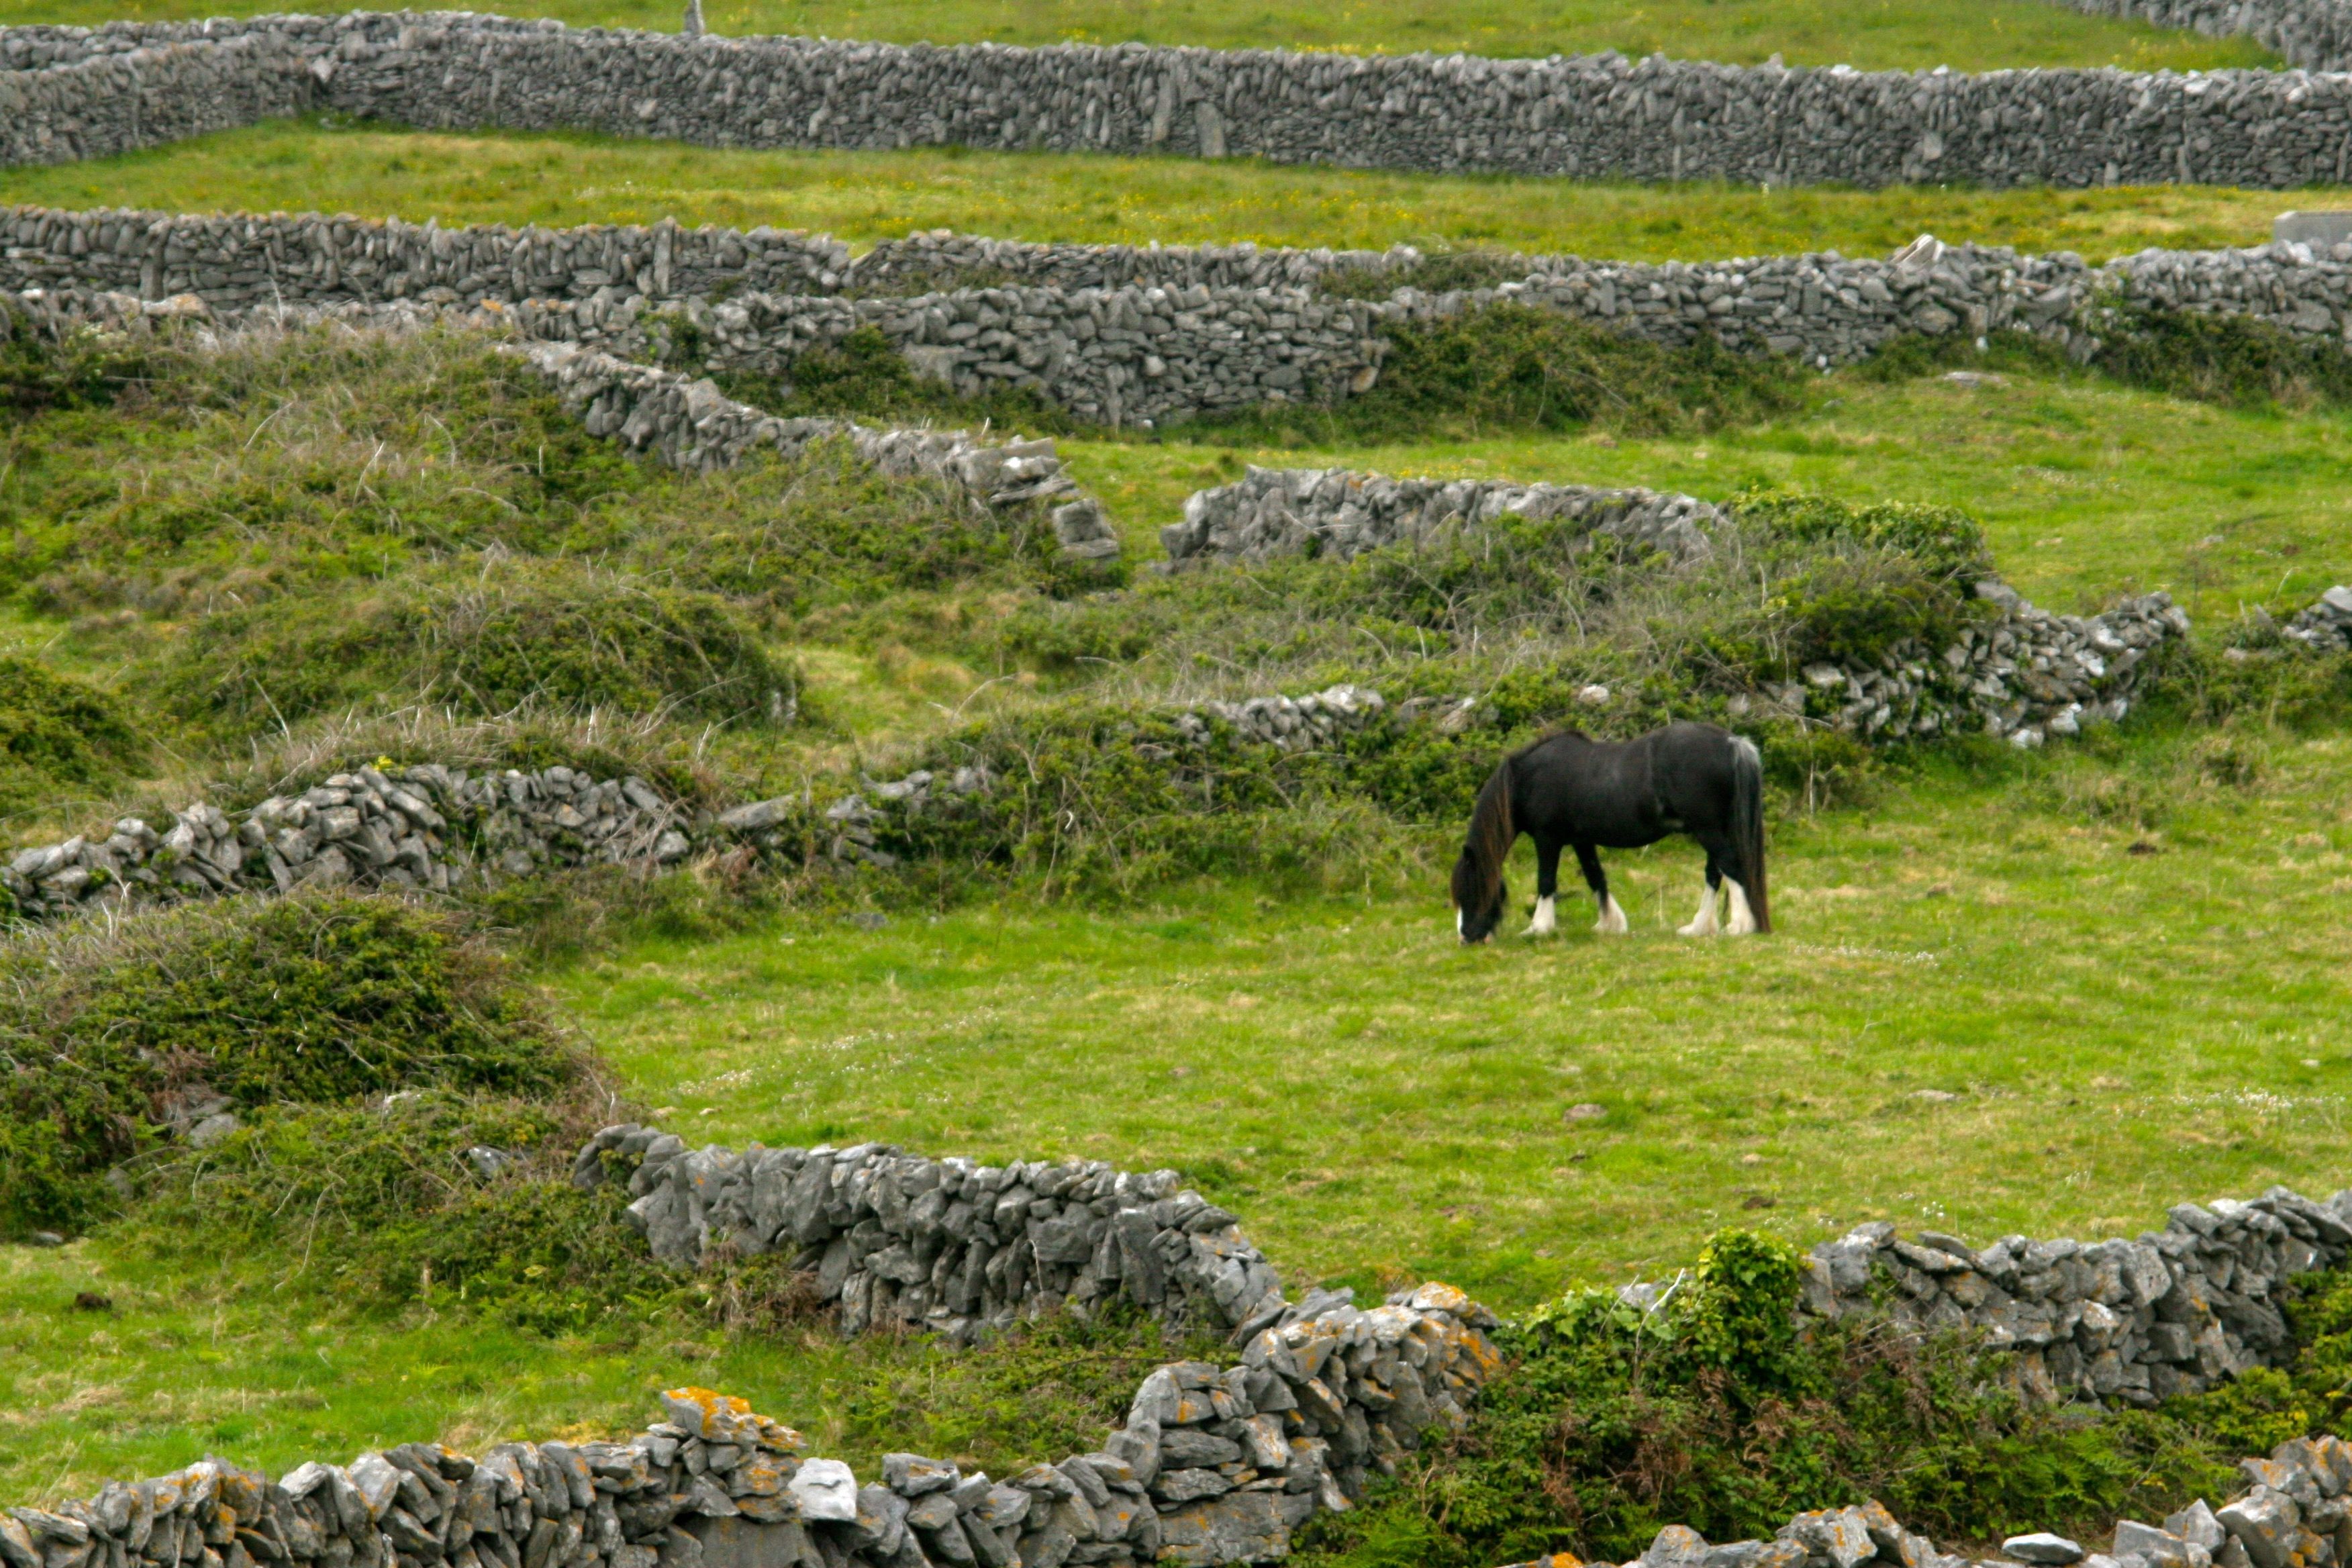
xmin=2043 ymin=0 xmax=2352 ymax=70
xmin=518 ymin=342 xmax=1120 ymax=558
xmin=569 ymin=1126 xmax=1504 ymax=1563
xmin=2280 ymin=585 xmax=2352 ymax=651
xmin=0 ymin=205 xmax=1413 ymax=307
xmin=1171 ymin=686 xmax=1386 ymax=752
xmin=1162 ymin=466 xmax=1721 ymax=567
xmin=0 ymin=765 xmax=693 ymax=920
xmin=28 ymin=13 xmax=2352 ymax=189
xmin=38 ymin=211 xmax=2352 ymax=418
xmin=1781 ymin=584 xmax=2189 ymax=746
xmin=572 ymin=1126 xmax=1288 ymax=1343
xmin=1800 ymin=1185 xmax=2352 ymax=1408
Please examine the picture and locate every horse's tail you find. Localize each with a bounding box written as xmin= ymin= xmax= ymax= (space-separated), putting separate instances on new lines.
xmin=1451 ymin=753 xmax=1517 ymax=917
xmin=1729 ymin=734 xmax=1770 ymax=933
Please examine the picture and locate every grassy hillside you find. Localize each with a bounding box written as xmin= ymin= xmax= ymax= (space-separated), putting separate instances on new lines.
xmin=0 ymin=119 xmax=2333 ymax=263
xmin=0 ymin=0 xmax=2278 ymax=72
xmin=7 ymin=89 xmax=2352 ymax=1564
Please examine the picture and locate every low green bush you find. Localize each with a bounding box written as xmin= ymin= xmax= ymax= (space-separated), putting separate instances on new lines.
xmin=121 ymin=1089 xmax=673 ymax=1334
xmin=1295 ymin=1230 xmax=2321 ymax=1568
xmin=0 ymin=891 xmax=576 ymax=1238
xmin=155 ymin=558 xmax=795 ymax=733
xmin=2092 ymin=305 xmax=2352 ymax=411
xmin=0 ymin=655 xmax=145 ymax=818
xmin=718 ymin=326 xmax=1075 ymax=434
xmin=0 ymin=320 xmax=149 ymax=415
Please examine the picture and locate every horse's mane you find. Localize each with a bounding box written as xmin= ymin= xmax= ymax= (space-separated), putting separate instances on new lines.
xmin=1450 ymin=750 xmax=1518 ymax=916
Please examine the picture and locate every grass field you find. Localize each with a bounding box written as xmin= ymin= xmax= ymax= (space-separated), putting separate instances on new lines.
xmin=0 ymin=1232 xmax=1191 ymax=1502
xmin=6 ymin=0 xmax=2352 ymax=1524
xmin=553 ymin=726 xmax=2352 ymax=1314
xmin=0 ymin=119 xmax=2333 ymax=264
xmin=7 ymin=717 xmax=2352 ymax=1506
xmin=1068 ymin=366 xmax=2352 ymax=618
xmin=0 ymin=0 xmax=2279 ymax=72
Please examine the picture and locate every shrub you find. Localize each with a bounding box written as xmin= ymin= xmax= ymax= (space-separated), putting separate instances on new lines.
xmin=121 ymin=1089 xmax=674 ymax=1334
xmin=1295 ymin=1233 xmax=2352 ymax=1568
xmin=155 ymin=558 xmax=795 ymax=733
xmin=0 ymin=655 xmax=145 ymax=816
xmin=1250 ymin=303 xmax=1811 ymax=442
xmin=0 ymin=320 xmax=148 ymax=415
xmin=2092 ymin=305 xmax=2352 ymax=410
xmin=718 ymin=326 xmax=1074 ymax=434
xmin=0 ymin=891 xmax=576 ymax=1237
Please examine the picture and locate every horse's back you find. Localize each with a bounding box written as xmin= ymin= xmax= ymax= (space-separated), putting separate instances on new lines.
xmin=1518 ymin=722 xmax=1739 ymax=843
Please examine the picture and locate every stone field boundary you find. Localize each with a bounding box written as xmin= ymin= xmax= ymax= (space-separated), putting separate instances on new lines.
xmin=19 ymin=9 xmax=2352 ymax=189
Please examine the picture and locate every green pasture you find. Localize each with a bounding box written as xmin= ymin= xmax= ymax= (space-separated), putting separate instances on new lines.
xmin=554 ymin=726 xmax=2352 ymax=1314
xmin=0 ymin=0 xmax=2277 ymax=72
xmin=1066 ymin=368 xmax=2352 ymax=619
xmin=0 ymin=1233 xmax=1189 ymax=1503
xmin=0 ymin=119 xmax=2334 ymax=264
xmin=7 ymin=717 xmax=2352 ymax=1506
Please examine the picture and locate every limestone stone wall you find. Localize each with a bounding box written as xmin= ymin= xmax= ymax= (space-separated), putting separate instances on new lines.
xmin=19 ymin=13 xmax=2352 ymax=188
xmin=1802 ymin=1185 xmax=2352 ymax=1406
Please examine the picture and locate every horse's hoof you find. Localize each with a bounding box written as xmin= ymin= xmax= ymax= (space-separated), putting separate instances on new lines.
xmin=1677 ymin=922 xmax=1716 ymax=938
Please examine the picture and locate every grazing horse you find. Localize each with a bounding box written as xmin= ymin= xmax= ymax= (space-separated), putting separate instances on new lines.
xmin=1451 ymin=721 xmax=1769 ymax=943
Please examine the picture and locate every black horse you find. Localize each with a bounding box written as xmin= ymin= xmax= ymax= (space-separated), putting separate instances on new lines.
xmin=1451 ymin=721 xmax=1769 ymax=943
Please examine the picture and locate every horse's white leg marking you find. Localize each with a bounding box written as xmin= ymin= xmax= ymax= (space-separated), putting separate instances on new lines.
xmin=1524 ymin=895 xmax=1558 ymax=936
xmin=1677 ymin=878 xmax=1721 ymax=937
xmin=1456 ymin=905 xmax=1464 ymax=938
xmin=1725 ymin=877 xmax=1757 ymax=936
xmin=1595 ymin=893 xmax=1630 ymax=935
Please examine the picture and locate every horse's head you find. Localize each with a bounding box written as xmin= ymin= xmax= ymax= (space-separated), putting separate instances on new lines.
xmin=1451 ymin=855 xmax=1507 ymax=944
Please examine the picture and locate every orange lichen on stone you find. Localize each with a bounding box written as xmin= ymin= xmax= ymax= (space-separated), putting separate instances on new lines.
xmin=659 ymin=1386 xmax=752 ymax=1439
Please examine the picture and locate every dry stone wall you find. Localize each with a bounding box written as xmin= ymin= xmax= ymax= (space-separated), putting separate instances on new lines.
xmin=0 ymin=763 xmax=697 ymax=921
xmin=1779 ymin=583 xmax=2188 ymax=746
xmin=575 ymin=1126 xmax=1286 ymax=1342
xmin=25 ymin=13 xmax=2352 ymax=189
xmin=1800 ymin=1184 xmax=2352 ymax=1406
xmin=30 ymin=205 xmax=2352 ymax=416
xmin=0 ymin=1120 xmax=1507 ymax=1568
xmin=2042 ymin=0 xmax=2352 ymax=70
xmin=1162 ymin=465 xmax=1723 ymax=567
xmin=16 ymin=1166 xmax=2352 ymax=1568
xmin=0 ymin=203 xmax=1417 ymax=305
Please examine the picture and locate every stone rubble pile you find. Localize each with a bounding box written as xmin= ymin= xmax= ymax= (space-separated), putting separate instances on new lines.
xmin=0 ymin=763 xmax=693 ymax=920
xmin=24 ymin=12 xmax=2352 ymax=189
xmin=1800 ymin=1184 xmax=2352 ymax=1406
xmin=2280 ymin=585 xmax=2352 ymax=652
xmin=1780 ymin=583 xmax=2190 ymax=747
xmin=1161 ymin=466 xmax=1722 ymax=567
